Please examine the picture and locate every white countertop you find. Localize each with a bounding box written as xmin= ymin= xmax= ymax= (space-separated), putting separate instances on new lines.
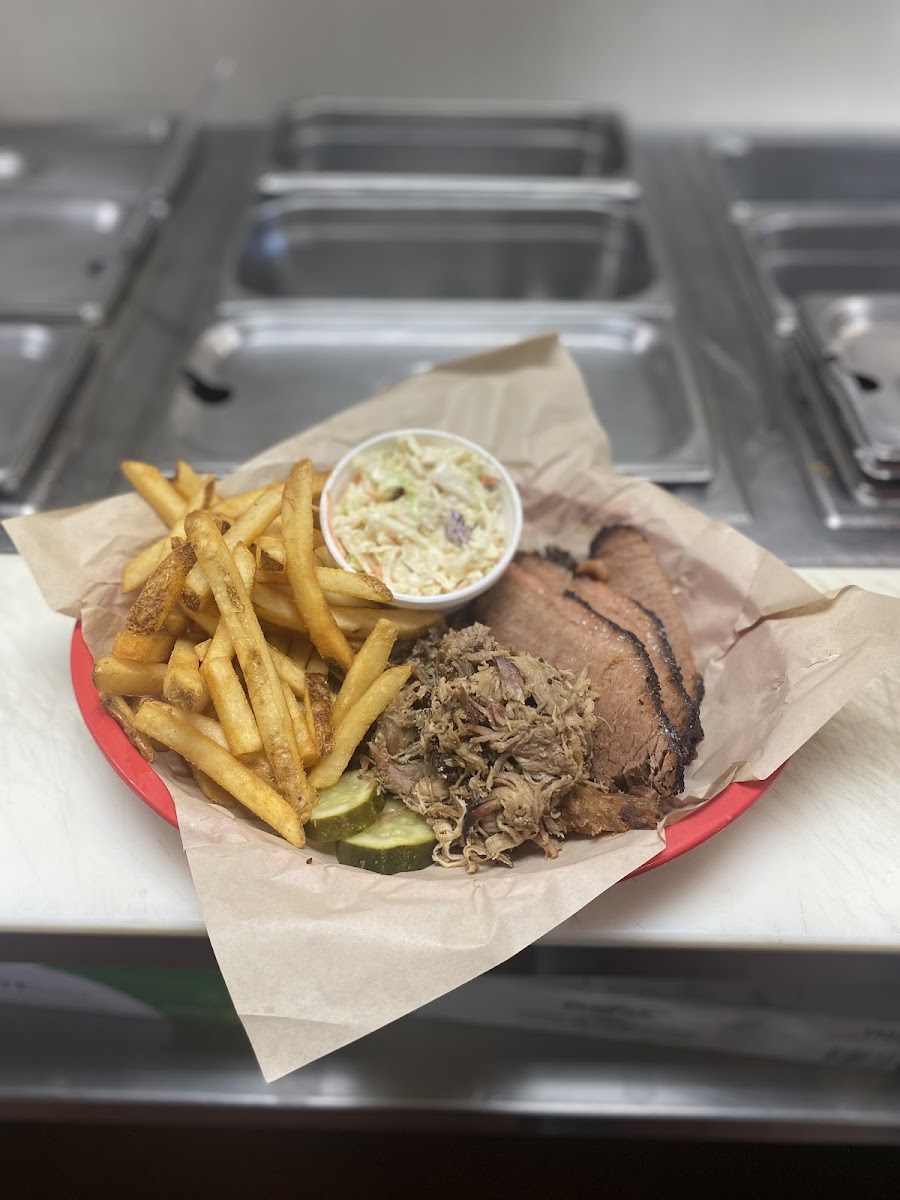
xmin=3 ymin=554 xmax=900 ymax=952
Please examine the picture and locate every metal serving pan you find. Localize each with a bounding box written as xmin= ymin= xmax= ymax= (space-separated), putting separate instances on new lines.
xmin=0 ymin=323 xmax=93 ymax=493
xmin=708 ymin=133 xmax=900 ymax=212
xmin=224 ymin=189 xmax=662 ymax=307
xmin=144 ymin=306 xmax=712 ymax=484
xmin=798 ymin=293 xmax=900 ymax=474
xmin=259 ymin=98 xmax=635 ymax=195
xmin=734 ymin=209 xmax=900 ymax=334
xmin=0 ymin=117 xmax=195 ymax=207
xmin=0 ymin=193 xmax=154 ymax=324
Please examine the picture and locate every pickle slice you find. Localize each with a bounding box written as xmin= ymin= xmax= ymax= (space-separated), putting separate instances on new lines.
xmin=336 ymin=799 xmax=436 ymax=874
xmin=305 ymin=770 xmax=384 ymax=843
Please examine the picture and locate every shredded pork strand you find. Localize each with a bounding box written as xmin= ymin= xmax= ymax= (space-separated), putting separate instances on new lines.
xmin=366 ymin=624 xmax=596 ymax=872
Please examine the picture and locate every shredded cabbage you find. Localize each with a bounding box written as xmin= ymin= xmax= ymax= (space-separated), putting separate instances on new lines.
xmin=330 ymin=435 xmax=506 ymax=596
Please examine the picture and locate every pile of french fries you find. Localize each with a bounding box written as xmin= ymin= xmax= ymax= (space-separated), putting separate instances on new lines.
xmin=92 ymin=458 xmax=441 ymax=848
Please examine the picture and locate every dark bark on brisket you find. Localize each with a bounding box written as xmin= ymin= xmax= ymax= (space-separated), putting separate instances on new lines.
xmin=590 ymin=525 xmax=704 ymax=703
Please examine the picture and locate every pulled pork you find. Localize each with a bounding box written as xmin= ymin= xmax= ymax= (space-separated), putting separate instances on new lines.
xmin=367 ymin=624 xmax=596 ymax=872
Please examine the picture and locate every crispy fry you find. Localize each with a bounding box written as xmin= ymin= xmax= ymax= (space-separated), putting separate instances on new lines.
xmin=280 ymin=681 xmax=318 ymax=766
xmin=191 ymin=764 xmax=239 ymax=810
xmin=289 ymin=637 xmax=313 ymax=669
xmin=283 ymin=459 xmax=354 ymax=673
xmin=185 ymin=511 xmax=313 ymax=816
xmin=304 ymin=672 xmax=334 ymax=757
xmin=251 ymin=582 xmax=307 ymax=633
xmin=124 ymin=540 xmax=197 ymax=635
xmin=332 ymin=618 xmax=399 ymax=729
xmin=306 ymin=649 xmax=329 ymax=675
xmin=334 ymin=606 xmax=441 ymax=640
xmin=182 ymin=602 xmax=218 ymax=639
xmin=195 ymin=637 xmax=212 ymax=660
xmin=309 ymin=665 xmax=411 ymax=790
xmin=177 ymin=708 xmax=230 ymax=748
xmin=241 ymin=749 xmax=279 ymax=790
xmin=202 ymin=654 xmax=263 ymax=758
xmin=268 ymin=645 xmax=307 ymax=696
xmin=163 ymin=637 xmax=209 ymax=711
xmin=133 ymin=701 xmax=305 ymax=847
xmin=182 ymin=486 xmax=283 ymax=611
xmin=120 ymin=477 xmax=214 ymax=593
xmin=212 ymin=483 xmax=284 ymax=522
xmin=165 ymin=610 xmax=188 ymax=637
xmin=174 ymin=460 xmax=207 ymax=501
xmin=316 ymin=566 xmax=393 ymax=605
xmin=120 ymin=461 xmax=186 ymax=527
xmin=92 ymin=657 xmax=168 ymax=696
xmin=100 ymin=694 xmax=155 ymax=761
xmin=122 ymin=536 xmax=167 ymax=594
xmin=112 ymin=629 xmax=176 ymax=664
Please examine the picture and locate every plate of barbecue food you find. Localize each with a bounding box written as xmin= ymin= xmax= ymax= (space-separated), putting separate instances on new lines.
xmin=69 ymin=428 xmax=783 ymax=880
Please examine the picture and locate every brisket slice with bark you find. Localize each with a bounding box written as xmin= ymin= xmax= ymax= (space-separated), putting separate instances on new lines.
xmin=475 ymin=563 xmax=683 ymax=799
xmin=517 ymin=552 xmax=701 ymax=756
xmin=590 ymin=525 xmax=704 ymax=703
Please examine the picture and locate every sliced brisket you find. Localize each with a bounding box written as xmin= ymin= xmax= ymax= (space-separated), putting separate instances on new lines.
xmin=517 ymin=552 xmax=701 ymax=755
xmin=475 ymin=563 xmax=683 ymax=798
xmin=590 ymin=525 xmax=704 ymax=703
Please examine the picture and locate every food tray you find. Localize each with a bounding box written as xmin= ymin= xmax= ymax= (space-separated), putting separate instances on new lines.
xmin=798 ymin=293 xmax=900 ymax=473
xmin=224 ymin=190 xmax=662 ymax=307
xmin=0 ymin=116 xmax=195 ymax=204
xmin=0 ymin=192 xmax=153 ymax=324
xmin=144 ymin=307 xmax=712 ymax=484
xmin=259 ymin=98 xmax=634 ymax=193
xmin=708 ymin=134 xmax=900 ymax=210
xmin=0 ymin=323 xmax=94 ymax=493
xmin=69 ymin=623 xmax=785 ymax=879
xmin=735 ymin=209 xmax=900 ymax=335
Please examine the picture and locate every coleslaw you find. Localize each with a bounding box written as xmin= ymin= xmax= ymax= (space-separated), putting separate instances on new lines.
xmin=329 ymin=434 xmax=507 ymax=596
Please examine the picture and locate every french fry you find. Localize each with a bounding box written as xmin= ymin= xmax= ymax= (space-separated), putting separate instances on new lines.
xmin=191 ymin=764 xmax=239 ymax=811
xmin=268 ymin=645 xmax=307 ymax=696
xmin=332 ymin=618 xmax=399 ymax=730
xmin=92 ymin=657 xmax=168 ymax=696
xmin=165 ymin=610 xmax=188 ymax=637
xmin=122 ymin=536 xmax=167 ymax=594
xmin=334 ymin=606 xmax=441 ymax=640
xmin=113 ymin=629 xmax=176 ymax=664
xmin=100 ymin=694 xmax=155 ymax=761
xmin=174 ymin=460 xmax=207 ymax=501
xmin=289 ymin=638 xmax=313 ymax=669
xmin=312 ymin=470 xmax=330 ymax=500
xmin=182 ymin=602 xmax=218 ymax=639
xmin=185 ymin=511 xmax=313 ymax=816
xmin=182 ymin=486 xmax=283 ymax=611
xmin=304 ymin=672 xmax=334 ymax=757
xmin=195 ymin=638 xmax=212 ymax=660
xmin=133 ymin=700 xmax=305 ymax=848
xmin=212 ymin=483 xmax=284 ymax=522
xmin=252 ymin=582 xmax=307 ymax=634
xmin=306 ymin=649 xmax=329 ymax=675
xmin=314 ymin=544 xmax=338 ymax=568
xmin=120 ymin=476 xmax=214 ymax=593
xmin=241 ymin=749 xmax=279 ymax=791
xmin=202 ymin=654 xmax=263 ymax=758
xmin=280 ymin=681 xmax=318 ymax=767
xmin=316 ymin=566 xmax=393 ymax=605
xmin=309 ymin=665 xmax=411 ymax=790
xmin=124 ymin=540 xmax=197 ymax=635
xmin=283 ymin=459 xmax=354 ymax=672
xmin=163 ymin=637 xmax=209 ymax=711
xmin=177 ymin=708 xmax=230 ymax=748
xmin=120 ymin=461 xmax=186 ymax=528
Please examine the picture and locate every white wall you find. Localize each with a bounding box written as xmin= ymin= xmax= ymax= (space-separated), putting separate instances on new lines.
xmin=1 ymin=0 xmax=899 ymax=129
